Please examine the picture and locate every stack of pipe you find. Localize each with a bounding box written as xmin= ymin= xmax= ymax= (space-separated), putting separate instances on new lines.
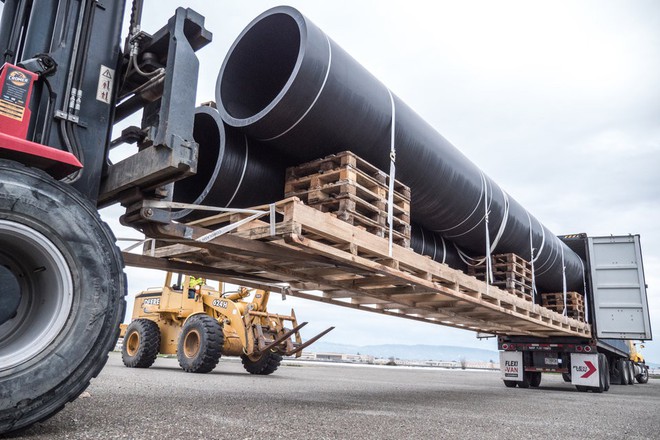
xmin=173 ymin=6 xmax=584 ymax=294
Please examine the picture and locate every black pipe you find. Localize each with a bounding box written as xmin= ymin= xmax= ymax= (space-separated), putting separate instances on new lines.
xmin=171 ymin=106 xmax=285 ymax=221
xmin=410 ymin=224 xmax=466 ymax=272
xmin=215 ymin=6 xmax=583 ymax=293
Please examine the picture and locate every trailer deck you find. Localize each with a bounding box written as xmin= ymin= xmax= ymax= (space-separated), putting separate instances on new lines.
xmin=124 ymin=198 xmax=591 ymax=338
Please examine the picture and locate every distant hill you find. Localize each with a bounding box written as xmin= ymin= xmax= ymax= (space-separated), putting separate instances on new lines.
xmin=312 ymin=341 xmax=499 ymax=362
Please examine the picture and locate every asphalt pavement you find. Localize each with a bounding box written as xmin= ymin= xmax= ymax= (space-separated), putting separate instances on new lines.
xmin=7 ymin=352 xmax=660 ymax=439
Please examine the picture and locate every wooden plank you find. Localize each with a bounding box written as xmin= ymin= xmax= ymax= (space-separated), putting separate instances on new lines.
xmin=132 ymin=198 xmax=590 ymax=338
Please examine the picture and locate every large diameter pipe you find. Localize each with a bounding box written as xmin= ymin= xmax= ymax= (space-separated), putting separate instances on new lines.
xmin=215 ymin=6 xmax=583 ymax=293
xmin=175 ymin=108 xmax=465 ymax=275
xmin=171 ymin=106 xmax=285 ymax=221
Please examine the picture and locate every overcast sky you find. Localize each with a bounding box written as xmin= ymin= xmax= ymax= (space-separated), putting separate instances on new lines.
xmin=100 ymin=1 xmax=660 ymax=362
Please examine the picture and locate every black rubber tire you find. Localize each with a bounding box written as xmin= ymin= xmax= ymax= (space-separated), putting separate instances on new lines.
xmin=575 ymin=385 xmax=588 ymax=392
xmin=619 ymin=359 xmax=630 ymax=385
xmin=241 ymin=351 xmax=283 ymax=375
xmin=121 ymin=319 xmax=161 ymax=368
xmin=503 ymin=380 xmax=517 ymax=388
xmin=627 ymin=360 xmax=635 ymax=385
xmin=602 ymin=355 xmax=610 ymax=392
xmin=636 ymin=364 xmax=649 ymax=384
xmin=0 ymin=159 xmax=126 ymax=434
xmin=591 ymin=353 xmax=606 ymax=393
xmin=529 ymin=372 xmax=542 ymax=388
xmin=517 ymin=372 xmax=531 ymax=389
xmin=612 ymin=359 xmax=625 ymax=385
xmin=562 ymin=373 xmax=572 ymax=383
xmin=177 ymin=314 xmax=224 ymax=373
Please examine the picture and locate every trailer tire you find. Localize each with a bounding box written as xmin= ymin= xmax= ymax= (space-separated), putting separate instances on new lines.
xmin=562 ymin=373 xmax=571 ymax=383
xmin=177 ymin=314 xmax=224 ymax=373
xmin=575 ymin=385 xmax=588 ymax=392
xmin=617 ymin=359 xmax=630 ymax=385
xmin=636 ymin=364 xmax=649 ymax=384
xmin=503 ymin=380 xmax=517 ymax=388
xmin=591 ymin=353 xmax=607 ymax=393
xmin=0 ymin=160 xmax=126 ymax=434
xmin=241 ymin=351 xmax=282 ymax=375
xmin=529 ymin=372 xmax=542 ymax=388
xmin=122 ymin=319 xmax=160 ymax=368
xmin=517 ymin=372 xmax=531 ymax=389
xmin=612 ymin=359 xmax=625 ymax=385
xmin=626 ymin=360 xmax=635 ymax=385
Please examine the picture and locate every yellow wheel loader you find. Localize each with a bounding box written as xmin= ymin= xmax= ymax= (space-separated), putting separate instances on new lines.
xmin=120 ymin=273 xmax=333 ymax=375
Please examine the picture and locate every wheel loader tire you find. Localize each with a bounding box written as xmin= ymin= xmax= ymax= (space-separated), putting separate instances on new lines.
xmin=241 ymin=351 xmax=283 ymax=375
xmin=122 ymin=319 xmax=160 ymax=368
xmin=0 ymin=159 xmax=126 ymax=434
xmin=177 ymin=314 xmax=224 ymax=373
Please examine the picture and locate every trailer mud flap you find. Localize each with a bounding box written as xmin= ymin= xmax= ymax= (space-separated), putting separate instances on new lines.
xmin=570 ymin=353 xmax=599 ymax=387
xmin=500 ymin=351 xmax=523 ymax=381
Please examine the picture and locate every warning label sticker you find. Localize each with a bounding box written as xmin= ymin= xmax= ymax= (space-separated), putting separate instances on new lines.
xmin=96 ymin=65 xmax=114 ymax=104
xmin=1 ymin=67 xmax=31 ymax=121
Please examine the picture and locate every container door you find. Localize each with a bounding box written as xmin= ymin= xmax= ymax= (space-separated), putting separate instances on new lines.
xmin=588 ymin=235 xmax=652 ymax=339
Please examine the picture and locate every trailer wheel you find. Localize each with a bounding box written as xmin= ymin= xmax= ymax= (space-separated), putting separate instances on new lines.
xmin=0 ymin=160 xmax=126 ymax=434
xmin=503 ymin=380 xmax=517 ymax=388
xmin=591 ymin=353 xmax=607 ymax=393
xmin=618 ymin=359 xmax=630 ymax=385
xmin=626 ymin=360 xmax=635 ymax=385
xmin=122 ymin=319 xmax=161 ymax=368
xmin=177 ymin=314 xmax=224 ymax=373
xmin=575 ymin=385 xmax=588 ymax=392
xmin=529 ymin=372 xmax=542 ymax=388
xmin=517 ymin=372 xmax=531 ymax=389
xmin=241 ymin=351 xmax=282 ymax=375
xmin=636 ymin=364 xmax=649 ymax=384
xmin=562 ymin=373 xmax=571 ymax=383
xmin=612 ymin=359 xmax=625 ymax=385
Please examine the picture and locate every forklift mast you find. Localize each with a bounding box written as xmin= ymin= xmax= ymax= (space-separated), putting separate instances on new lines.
xmin=0 ymin=0 xmax=211 ymax=205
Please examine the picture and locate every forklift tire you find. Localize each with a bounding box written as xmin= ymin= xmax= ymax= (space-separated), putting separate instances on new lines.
xmin=241 ymin=351 xmax=283 ymax=375
xmin=529 ymin=372 xmax=542 ymax=388
xmin=177 ymin=314 xmax=224 ymax=373
xmin=0 ymin=160 xmax=126 ymax=434
xmin=122 ymin=319 xmax=160 ymax=368
xmin=503 ymin=380 xmax=517 ymax=388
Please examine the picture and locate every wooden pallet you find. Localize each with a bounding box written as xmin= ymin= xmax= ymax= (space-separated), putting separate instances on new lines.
xmin=285 ymin=151 xmax=411 ymax=247
xmin=541 ymin=292 xmax=585 ymax=322
xmin=124 ymin=198 xmax=591 ymax=339
xmin=467 ymin=253 xmax=534 ymax=301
